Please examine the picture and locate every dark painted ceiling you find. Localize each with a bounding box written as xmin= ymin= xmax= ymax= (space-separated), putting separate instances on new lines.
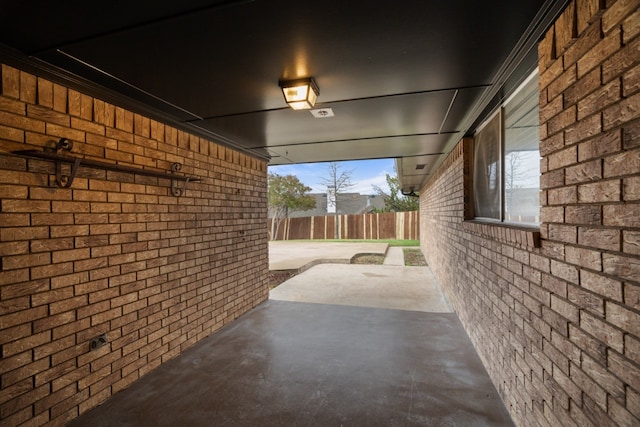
xmin=0 ymin=0 xmax=567 ymax=192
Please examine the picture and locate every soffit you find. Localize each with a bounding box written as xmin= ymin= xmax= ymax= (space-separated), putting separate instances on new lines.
xmin=0 ymin=0 xmax=568 ymax=192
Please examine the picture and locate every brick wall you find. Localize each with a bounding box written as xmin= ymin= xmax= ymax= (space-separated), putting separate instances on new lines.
xmin=420 ymin=1 xmax=640 ymax=426
xmin=0 ymin=65 xmax=269 ymax=425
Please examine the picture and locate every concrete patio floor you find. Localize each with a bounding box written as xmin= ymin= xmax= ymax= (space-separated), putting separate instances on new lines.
xmin=69 ymin=243 xmax=513 ymax=426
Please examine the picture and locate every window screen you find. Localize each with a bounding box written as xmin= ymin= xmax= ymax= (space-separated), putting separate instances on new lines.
xmin=473 ymin=112 xmax=501 ymax=220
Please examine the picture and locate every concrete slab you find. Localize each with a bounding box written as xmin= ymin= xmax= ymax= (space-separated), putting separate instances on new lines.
xmin=69 ymin=244 xmax=509 ymax=426
xmin=383 ymin=246 xmax=407 ymax=266
xmin=269 ymin=241 xmax=388 ymax=271
xmin=270 ymin=264 xmax=452 ymax=313
xmin=69 ymin=300 xmax=513 ymax=427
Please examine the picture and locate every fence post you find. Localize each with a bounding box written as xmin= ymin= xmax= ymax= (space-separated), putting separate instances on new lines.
xmin=397 ymin=213 xmax=405 ymax=240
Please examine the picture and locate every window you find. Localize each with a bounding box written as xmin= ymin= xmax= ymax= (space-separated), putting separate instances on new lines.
xmin=473 ymin=70 xmax=540 ymax=225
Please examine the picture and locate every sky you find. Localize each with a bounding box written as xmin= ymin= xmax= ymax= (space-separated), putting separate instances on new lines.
xmin=268 ymin=158 xmax=395 ymax=195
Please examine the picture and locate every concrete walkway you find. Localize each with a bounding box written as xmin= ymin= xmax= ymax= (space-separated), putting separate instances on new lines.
xmin=270 ymin=263 xmax=451 ymax=312
xmin=269 ymin=241 xmax=388 ymax=271
xmin=383 ymin=246 xmax=408 ymax=266
xmin=269 ymin=243 xmax=447 ymax=312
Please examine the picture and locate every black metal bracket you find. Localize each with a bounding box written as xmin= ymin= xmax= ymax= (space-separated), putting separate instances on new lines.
xmin=171 ymin=163 xmax=191 ymax=196
xmin=12 ymin=139 xmax=201 ymax=196
xmin=55 ymin=157 xmax=81 ymax=188
xmin=53 ymin=138 xmax=78 ymax=188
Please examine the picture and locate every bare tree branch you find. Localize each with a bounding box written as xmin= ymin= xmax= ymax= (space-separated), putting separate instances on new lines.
xmin=320 ymin=162 xmax=355 ymax=238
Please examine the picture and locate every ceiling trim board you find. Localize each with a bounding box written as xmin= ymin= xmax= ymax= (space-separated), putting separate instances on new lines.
xmin=438 ymin=90 xmax=459 ymax=134
xmin=188 ymin=86 xmax=490 ymax=123
xmin=256 ymin=133 xmax=459 ymax=150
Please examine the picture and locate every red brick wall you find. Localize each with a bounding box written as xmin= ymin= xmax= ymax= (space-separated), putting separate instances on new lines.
xmin=0 ymin=65 xmax=269 ymax=425
xmin=420 ymin=1 xmax=640 ymax=425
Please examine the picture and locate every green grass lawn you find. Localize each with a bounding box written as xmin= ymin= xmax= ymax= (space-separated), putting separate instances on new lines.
xmin=284 ymin=239 xmax=420 ymax=247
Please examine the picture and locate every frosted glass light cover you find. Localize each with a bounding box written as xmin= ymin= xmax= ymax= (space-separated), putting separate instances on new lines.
xmin=280 ymin=78 xmax=319 ymax=110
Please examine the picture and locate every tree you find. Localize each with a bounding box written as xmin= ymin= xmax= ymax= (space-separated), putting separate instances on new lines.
xmin=504 ymin=150 xmax=539 ymax=220
xmin=267 ymin=173 xmax=316 ymax=240
xmin=320 ymin=162 xmax=355 ymax=238
xmin=373 ymin=174 xmax=419 ymax=212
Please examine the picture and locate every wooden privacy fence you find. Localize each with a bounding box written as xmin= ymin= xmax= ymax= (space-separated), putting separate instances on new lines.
xmin=268 ymin=211 xmax=419 ymax=241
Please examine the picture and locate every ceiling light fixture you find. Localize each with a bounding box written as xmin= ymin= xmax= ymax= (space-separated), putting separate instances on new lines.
xmin=279 ymin=77 xmax=319 ymax=110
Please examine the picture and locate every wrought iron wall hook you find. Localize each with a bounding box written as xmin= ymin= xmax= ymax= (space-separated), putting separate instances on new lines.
xmin=53 ymin=138 xmax=79 ymax=187
xmin=171 ymin=163 xmax=190 ymax=196
xmin=56 ymin=157 xmax=82 ymax=188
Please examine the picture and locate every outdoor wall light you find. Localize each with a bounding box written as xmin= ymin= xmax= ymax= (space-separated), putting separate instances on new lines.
xmin=279 ymin=77 xmax=319 ymax=110
xmin=401 ymin=188 xmax=419 ymax=198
